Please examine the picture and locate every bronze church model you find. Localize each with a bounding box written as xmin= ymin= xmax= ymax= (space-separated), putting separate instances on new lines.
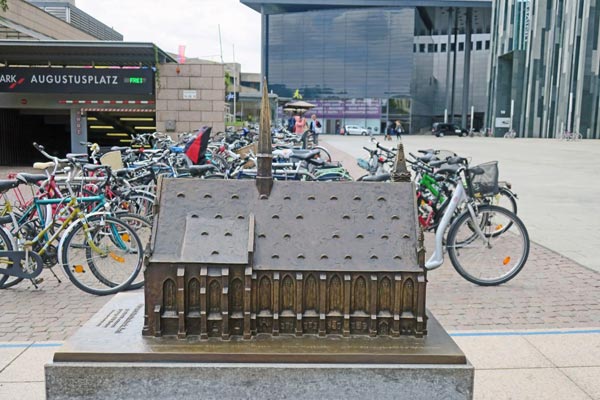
xmin=142 ymin=81 xmax=428 ymax=340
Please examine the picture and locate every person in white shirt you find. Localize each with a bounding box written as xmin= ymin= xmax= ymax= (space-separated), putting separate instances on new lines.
xmin=309 ymin=114 xmax=322 ymax=145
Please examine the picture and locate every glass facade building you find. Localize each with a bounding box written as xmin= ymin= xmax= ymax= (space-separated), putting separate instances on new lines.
xmin=267 ymin=8 xmax=414 ymax=100
xmin=243 ymin=1 xmax=492 ymax=134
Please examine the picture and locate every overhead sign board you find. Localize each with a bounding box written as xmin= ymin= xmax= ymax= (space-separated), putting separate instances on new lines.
xmin=0 ymin=67 xmax=154 ymax=95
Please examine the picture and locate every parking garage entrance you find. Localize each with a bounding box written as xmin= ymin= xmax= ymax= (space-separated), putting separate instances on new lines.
xmin=0 ymin=41 xmax=175 ymax=165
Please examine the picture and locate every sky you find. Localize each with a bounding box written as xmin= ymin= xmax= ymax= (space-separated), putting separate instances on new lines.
xmin=77 ymin=0 xmax=262 ymax=72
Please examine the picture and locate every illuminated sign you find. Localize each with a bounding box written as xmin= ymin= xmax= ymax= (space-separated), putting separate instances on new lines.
xmin=0 ymin=67 xmax=154 ymax=95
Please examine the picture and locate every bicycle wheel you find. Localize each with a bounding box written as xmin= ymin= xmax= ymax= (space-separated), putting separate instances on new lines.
xmin=446 ymin=205 xmax=530 ymax=286
xmin=478 ymin=187 xmax=517 ymax=234
xmin=1 ymin=215 xmax=45 ymax=289
xmin=0 ymin=227 xmax=17 ymax=288
xmin=61 ymin=215 xmax=143 ymax=295
xmin=112 ymin=213 xmax=151 ymax=290
xmin=119 ymin=193 xmax=155 ymax=221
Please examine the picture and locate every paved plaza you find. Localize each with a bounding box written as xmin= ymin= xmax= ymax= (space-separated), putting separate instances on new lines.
xmin=0 ymin=136 xmax=599 ymax=399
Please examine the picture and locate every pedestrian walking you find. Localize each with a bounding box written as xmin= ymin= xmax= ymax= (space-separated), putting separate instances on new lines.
xmin=287 ymin=112 xmax=296 ymax=133
xmin=309 ymin=114 xmax=322 ymax=145
xmin=395 ymin=120 xmax=403 ymax=140
xmin=385 ymin=122 xmax=393 ymax=141
xmin=294 ymin=113 xmax=307 ymax=135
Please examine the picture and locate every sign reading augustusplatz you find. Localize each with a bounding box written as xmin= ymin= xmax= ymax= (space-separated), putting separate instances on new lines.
xmin=0 ymin=67 xmax=154 ymax=95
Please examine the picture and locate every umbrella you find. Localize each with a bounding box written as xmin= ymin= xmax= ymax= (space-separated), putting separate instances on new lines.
xmin=285 ymin=100 xmax=316 ymax=109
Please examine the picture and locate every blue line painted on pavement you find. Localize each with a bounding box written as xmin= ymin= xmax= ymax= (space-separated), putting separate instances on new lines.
xmin=450 ymin=329 xmax=600 ymax=337
xmin=0 ymin=343 xmax=62 ymax=349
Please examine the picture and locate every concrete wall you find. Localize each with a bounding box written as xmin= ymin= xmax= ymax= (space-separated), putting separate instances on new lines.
xmin=156 ymin=62 xmax=226 ymax=134
xmin=0 ymin=0 xmax=96 ymax=40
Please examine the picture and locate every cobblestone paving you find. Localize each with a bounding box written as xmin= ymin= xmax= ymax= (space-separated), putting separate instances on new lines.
xmin=0 ymin=236 xmax=597 ymax=342
xmin=0 ymin=148 xmax=598 ymax=342
xmin=426 ymin=236 xmax=600 ymax=331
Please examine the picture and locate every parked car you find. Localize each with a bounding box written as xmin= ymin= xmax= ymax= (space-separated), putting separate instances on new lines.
xmin=345 ymin=125 xmax=369 ymax=135
xmin=432 ymin=123 xmax=468 ymax=137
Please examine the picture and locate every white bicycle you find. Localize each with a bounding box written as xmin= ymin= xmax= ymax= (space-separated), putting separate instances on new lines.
xmin=425 ymin=158 xmax=530 ymax=286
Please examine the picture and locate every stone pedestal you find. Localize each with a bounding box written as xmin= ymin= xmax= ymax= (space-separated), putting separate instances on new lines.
xmin=45 ymin=293 xmax=473 ymax=400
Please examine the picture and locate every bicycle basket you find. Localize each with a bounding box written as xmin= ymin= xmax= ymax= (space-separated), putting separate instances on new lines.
xmin=469 ymin=161 xmax=499 ymax=197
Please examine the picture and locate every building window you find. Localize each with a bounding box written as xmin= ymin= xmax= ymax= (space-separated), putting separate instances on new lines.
xmin=428 ymin=43 xmax=435 ymax=53
xmin=485 ymin=40 xmax=490 ymax=50
xmin=451 ymin=43 xmax=456 ymax=52
xmin=459 ymin=42 xmax=464 ymax=51
xmin=413 ymin=44 xmax=417 ymax=53
xmin=476 ymin=41 xmax=483 ymax=50
xmin=434 ymin=43 xmax=439 ymax=52
xmin=419 ymin=44 xmax=426 ymax=53
xmin=441 ymin=43 xmax=447 ymax=52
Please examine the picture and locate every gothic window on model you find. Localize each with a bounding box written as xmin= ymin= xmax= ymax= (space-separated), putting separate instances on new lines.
xmin=258 ymin=275 xmax=271 ymax=312
xmin=281 ymin=275 xmax=295 ymax=312
xmin=352 ymin=276 xmax=367 ymax=313
xmin=328 ymin=275 xmax=343 ymax=313
xmin=208 ymin=280 xmax=221 ymax=314
xmin=402 ymin=278 xmax=414 ymax=313
xmin=378 ymin=277 xmax=392 ymax=312
xmin=163 ymin=279 xmax=176 ymax=316
xmin=230 ymin=278 xmax=244 ymax=313
xmin=304 ymin=274 xmax=318 ymax=311
xmin=188 ymin=278 xmax=200 ymax=313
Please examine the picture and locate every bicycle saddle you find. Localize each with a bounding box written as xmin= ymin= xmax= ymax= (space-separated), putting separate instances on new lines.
xmin=82 ymin=164 xmax=110 ymax=172
xmin=361 ymin=173 xmax=391 ymax=182
xmin=189 ymin=165 xmax=217 ymax=177
xmin=33 ymin=162 xmax=55 ymax=170
xmin=0 ymin=179 xmax=19 ymax=193
xmin=417 ymin=154 xmax=434 ymax=163
xmin=289 ymin=149 xmax=321 ymax=161
xmin=16 ymin=173 xmax=47 ymax=184
xmin=436 ymin=165 xmax=460 ymax=175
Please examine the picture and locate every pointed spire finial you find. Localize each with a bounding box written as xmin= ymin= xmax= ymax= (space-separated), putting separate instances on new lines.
xmin=256 ymin=77 xmax=273 ymax=197
xmin=391 ymin=141 xmax=411 ymax=182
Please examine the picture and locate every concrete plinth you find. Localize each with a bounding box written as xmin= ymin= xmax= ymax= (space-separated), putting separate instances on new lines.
xmin=45 ymin=293 xmax=473 ymax=399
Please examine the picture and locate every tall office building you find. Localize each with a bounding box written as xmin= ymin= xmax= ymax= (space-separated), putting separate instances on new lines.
xmin=241 ymin=1 xmax=492 ymax=134
xmin=487 ymin=0 xmax=599 ymax=138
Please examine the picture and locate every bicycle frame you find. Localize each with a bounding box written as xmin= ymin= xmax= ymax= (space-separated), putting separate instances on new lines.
xmin=20 ymin=196 xmax=108 ymax=259
xmin=425 ymin=180 xmax=488 ymax=270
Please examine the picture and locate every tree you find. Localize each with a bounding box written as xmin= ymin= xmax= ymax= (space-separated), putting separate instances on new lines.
xmin=1 ymin=0 xmax=8 ymax=12
xmin=224 ymin=71 xmax=232 ymax=92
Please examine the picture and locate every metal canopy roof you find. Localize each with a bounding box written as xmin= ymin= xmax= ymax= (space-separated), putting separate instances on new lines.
xmin=241 ymin=0 xmax=492 ymax=14
xmin=0 ymin=41 xmax=177 ymax=66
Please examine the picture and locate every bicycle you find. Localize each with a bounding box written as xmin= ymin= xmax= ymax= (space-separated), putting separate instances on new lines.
xmin=561 ymin=131 xmax=583 ymax=141
xmin=425 ymin=157 xmax=530 ymax=286
xmin=504 ymin=129 xmax=517 ymax=139
xmin=0 ymin=177 xmax=144 ymax=295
